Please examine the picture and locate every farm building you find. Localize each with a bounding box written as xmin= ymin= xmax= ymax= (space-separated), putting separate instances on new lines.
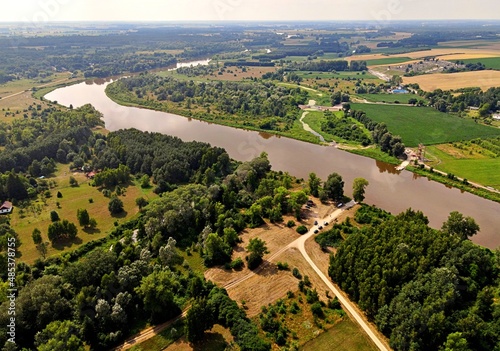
xmin=0 ymin=201 xmax=13 ymax=215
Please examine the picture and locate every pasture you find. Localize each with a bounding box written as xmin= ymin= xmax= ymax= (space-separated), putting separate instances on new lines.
xmin=426 ymin=142 xmax=500 ymax=189
xmin=12 ymin=164 xmax=157 ymax=264
xmin=350 ymin=103 xmax=500 ymax=147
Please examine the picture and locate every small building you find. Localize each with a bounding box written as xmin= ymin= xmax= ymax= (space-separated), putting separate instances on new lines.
xmin=492 ymin=114 xmax=500 ymax=121
xmin=86 ymin=171 xmax=96 ymax=179
xmin=0 ymin=201 xmax=13 ymax=215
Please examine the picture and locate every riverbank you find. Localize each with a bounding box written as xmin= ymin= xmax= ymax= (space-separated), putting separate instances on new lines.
xmin=107 ymin=81 xmax=500 ymax=205
xmin=104 ymin=82 xmax=324 ymax=145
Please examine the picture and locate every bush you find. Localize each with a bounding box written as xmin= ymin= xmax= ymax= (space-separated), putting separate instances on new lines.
xmin=246 ymin=252 xmax=263 ymax=270
xmin=292 ymin=267 xmax=302 ymax=279
xmin=311 ymin=302 xmax=324 ymax=318
xmin=276 ymin=262 xmax=289 ymax=270
xmin=286 ymin=220 xmax=295 ymax=228
xmin=108 ymin=197 xmax=124 ymax=215
xmin=50 ymin=210 xmax=60 ymax=222
xmin=296 ymin=225 xmax=308 ymax=234
xmin=56 ymin=191 xmax=62 ymax=198
xmin=328 ymin=297 xmax=341 ymax=310
xmin=230 ymin=257 xmax=244 ymax=270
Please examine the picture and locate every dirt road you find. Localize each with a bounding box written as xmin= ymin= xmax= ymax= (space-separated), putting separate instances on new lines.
xmin=111 ymin=202 xmax=391 ymax=351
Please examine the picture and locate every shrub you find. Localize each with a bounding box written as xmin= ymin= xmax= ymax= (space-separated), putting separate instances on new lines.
xmin=230 ymin=257 xmax=244 ymax=270
xmin=56 ymin=191 xmax=62 ymax=198
xmin=292 ymin=267 xmax=302 ymax=279
xmin=296 ymin=225 xmax=308 ymax=234
xmin=286 ymin=220 xmax=295 ymax=228
xmin=276 ymin=262 xmax=289 ymax=270
xmin=311 ymin=302 xmax=324 ymax=317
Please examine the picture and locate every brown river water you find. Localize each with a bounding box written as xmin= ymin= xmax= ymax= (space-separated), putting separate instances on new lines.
xmin=45 ymin=79 xmax=500 ymax=249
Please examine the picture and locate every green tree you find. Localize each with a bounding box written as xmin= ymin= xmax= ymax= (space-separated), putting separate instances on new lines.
xmin=50 ymin=210 xmax=60 ymax=222
xmin=441 ymin=211 xmax=480 ymax=240
xmin=47 ymin=219 xmax=77 ymax=243
xmin=185 ymin=299 xmax=214 ymax=342
xmin=108 ymin=196 xmax=124 ymax=215
xmin=352 ymin=177 xmax=369 ymax=203
xmin=246 ymin=238 xmax=269 ymax=269
xmin=442 ymin=332 xmax=470 ymax=351
xmin=32 ymin=228 xmax=42 ymax=245
xmin=135 ymin=268 xmax=180 ymax=322
xmin=203 ymin=233 xmax=232 ymax=266
xmin=76 ymin=208 xmax=90 ymax=227
xmin=308 ymin=172 xmax=321 ymax=197
xmin=35 ymin=320 xmax=85 ymax=351
xmin=69 ymin=176 xmax=78 ymax=187
xmin=140 ymin=174 xmax=151 ymax=188
xmin=324 ymin=172 xmax=344 ymax=202
xmin=135 ymin=197 xmax=149 ymax=210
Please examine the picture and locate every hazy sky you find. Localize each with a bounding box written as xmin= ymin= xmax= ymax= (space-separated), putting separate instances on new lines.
xmin=2 ymin=0 xmax=500 ymax=23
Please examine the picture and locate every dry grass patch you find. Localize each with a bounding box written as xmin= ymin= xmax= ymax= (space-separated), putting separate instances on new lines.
xmin=403 ymin=70 xmax=500 ymax=91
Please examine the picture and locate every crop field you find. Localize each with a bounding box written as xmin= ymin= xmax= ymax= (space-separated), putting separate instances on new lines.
xmin=350 ymin=103 xmax=500 ymax=147
xmin=356 ymin=93 xmax=421 ymax=104
xmin=364 ymin=57 xmax=413 ymax=66
xmin=461 ymin=57 xmax=500 ymax=70
xmin=403 ymin=70 xmax=500 ymax=91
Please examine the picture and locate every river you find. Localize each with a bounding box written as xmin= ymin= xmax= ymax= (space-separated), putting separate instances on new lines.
xmin=45 ymin=79 xmax=500 ymax=249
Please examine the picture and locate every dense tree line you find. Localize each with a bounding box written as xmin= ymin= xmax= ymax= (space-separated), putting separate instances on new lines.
xmin=329 ymin=209 xmax=499 ymax=351
xmin=321 ymin=111 xmax=372 ymax=146
xmin=291 ymin=59 xmax=367 ymax=72
xmin=419 ymin=87 xmax=500 ymax=115
xmin=348 ymin=110 xmax=406 ymax=158
xmin=107 ymin=74 xmax=308 ymax=132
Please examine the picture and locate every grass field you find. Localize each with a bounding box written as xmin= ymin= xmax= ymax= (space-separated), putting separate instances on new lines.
xmin=351 ymin=103 xmax=500 ymax=147
xmin=300 ymin=318 xmax=377 ymax=351
xmin=356 ymin=93 xmax=421 ymax=104
xmin=364 ymin=57 xmax=413 ymax=66
xmin=425 ymin=143 xmax=500 ymax=189
xmin=12 ymin=164 xmax=157 ymax=263
xmin=461 ymin=57 xmax=500 ymax=70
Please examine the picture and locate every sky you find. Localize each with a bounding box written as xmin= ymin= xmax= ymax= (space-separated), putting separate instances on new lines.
xmin=1 ymin=0 xmax=500 ymax=23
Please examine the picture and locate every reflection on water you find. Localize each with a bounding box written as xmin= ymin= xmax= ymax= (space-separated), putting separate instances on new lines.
xmin=375 ymin=160 xmax=400 ymax=175
xmin=44 ymin=80 xmax=500 ymax=249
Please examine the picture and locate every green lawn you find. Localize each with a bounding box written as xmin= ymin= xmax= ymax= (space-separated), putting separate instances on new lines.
xmin=357 ymin=93 xmax=421 ymax=104
xmin=350 ymin=103 xmax=500 ymax=147
xmin=300 ymin=318 xmax=377 ymax=351
xmin=364 ymin=57 xmax=413 ymax=66
xmin=461 ymin=57 xmax=500 ymax=70
xmin=426 ymin=145 xmax=500 ymax=189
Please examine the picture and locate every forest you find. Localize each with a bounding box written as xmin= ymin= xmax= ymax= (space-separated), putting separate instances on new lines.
xmin=0 ymin=105 xmax=325 ymax=349
xmin=329 ymin=208 xmax=500 ymax=351
xmin=106 ymin=73 xmax=309 ymax=132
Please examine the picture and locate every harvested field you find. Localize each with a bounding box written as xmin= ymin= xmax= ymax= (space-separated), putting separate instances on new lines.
xmin=351 ymin=48 xmax=500 ymax=62
xmin=403 ymin=70 xmax=500 ymax=91
xmin=206 ymin=200 xmax=339 ymax=317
